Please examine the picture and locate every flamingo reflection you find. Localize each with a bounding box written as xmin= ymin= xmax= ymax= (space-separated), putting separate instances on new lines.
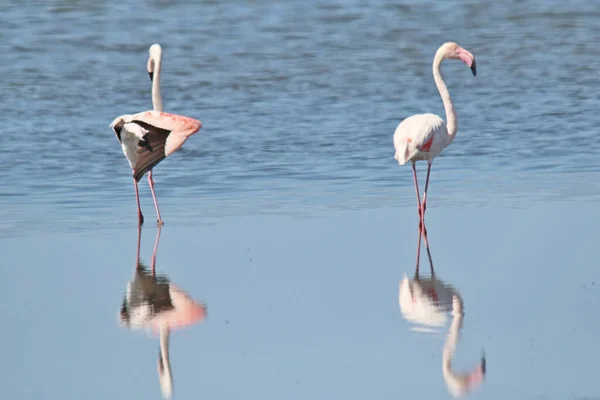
xmin=119 ymin=227 xmax=207 ymax=399
xmin=398 ymin=225 xmax=486 ymax=397
xmin=443 ymin=294 xmax=486 ymax=397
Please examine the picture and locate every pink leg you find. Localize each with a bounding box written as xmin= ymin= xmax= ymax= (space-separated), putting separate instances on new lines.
xmin=135 ymin=224 xmax=142 ymax=270
xmin=412 ymin=162 xmax=423 ymax=223
xmin=421 ymin=162 xmax=432 ymax=222
xmin=151 ymin=225 xmax=162 ymax=277
xmin=412 ymin=162 xmax=428 ymax=242
xmin=415 ymin=222 xmax=422 ymax=277
xmin=423 ymin=224 xmax=435 ymax=276
xmin=412 ymin=162 xmax=424 ymax=276
xmin=134 ymin=179 xmax=144 ymax=225
xmin=148 ymin=170 xmax=164 ymax=226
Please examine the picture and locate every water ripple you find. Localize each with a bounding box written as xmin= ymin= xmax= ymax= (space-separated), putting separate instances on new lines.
xmin=1 ymin=0 xmax=599 ymax=231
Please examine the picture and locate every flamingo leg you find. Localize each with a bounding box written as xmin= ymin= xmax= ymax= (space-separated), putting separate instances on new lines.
xmin=415 ymin=222 xmax=422 ymax=277
xmin=134 ymin=178 xmax=144 ymax=225
xmin=136 ymin=224 xmax=142 ymax=270
xmin=148 ymin=170 xmax=164 ymax=226
xmin=422 ymin=222 xmax=435 ymax=276
xmin=421 ymin=162 xmax=433 ymax=222
xmin=412 ymin=162 xmax=429 ymax=242
xmin=412 ymin=162 xmax=423 ymax=224
xmin=151 ymin=225 xmax=162 ymax=276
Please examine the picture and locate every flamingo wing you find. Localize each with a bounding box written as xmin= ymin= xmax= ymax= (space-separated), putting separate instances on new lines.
xmin=111 ymin=116 xmax=171 ymax=181
xmin=129 ymin=110 xmax=202 ymax=156
xmin=129 ymin=120 xmax=171 ymax=181
xmin=110 ymin=110 xmax=202 ymax=180
xmin=393 ymin=113 xmax=446 ymax=165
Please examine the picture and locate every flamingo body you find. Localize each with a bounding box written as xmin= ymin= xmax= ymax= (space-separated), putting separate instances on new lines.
xmin=110 ymin=111 xmax=202 ymax=181
xmin=399 ymin=273 xmax=457 ymax=330
xmin=393 ymin=113 xmax=447 ymax=165
xmin=120 ymin=267 xmax=207 ymax=332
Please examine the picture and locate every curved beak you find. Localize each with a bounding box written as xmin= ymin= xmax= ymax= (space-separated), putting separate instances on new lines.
xmin=457 ymin=47 xmax=476 ymax=76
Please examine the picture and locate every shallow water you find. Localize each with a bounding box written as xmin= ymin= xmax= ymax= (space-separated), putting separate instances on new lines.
xmin=2 ymin=203 xmax=600 ymax=399
xmin=1 ymin=0 xmax=599 ymax=398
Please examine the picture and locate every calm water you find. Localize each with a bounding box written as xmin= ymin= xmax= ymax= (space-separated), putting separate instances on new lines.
xmin=0 ymin=0 xmax=599 ymax=398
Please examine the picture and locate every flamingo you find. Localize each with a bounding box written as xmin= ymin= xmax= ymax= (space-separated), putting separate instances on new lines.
xmin=120 ymin=226 xmax=207 ymax=399
xmin=110 ymin=44 xmax=202 ymax=226
xmin=393 ymin=42 xmax=476 ymax=232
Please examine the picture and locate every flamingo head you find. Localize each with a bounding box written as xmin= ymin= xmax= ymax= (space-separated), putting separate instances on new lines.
xmin=148 ymin=43 xmax=163 ymax=82
xmin=460 ymin=354 xmax=487 ymax=396
xmin=441 ymin=42 xmax=477 ymax=76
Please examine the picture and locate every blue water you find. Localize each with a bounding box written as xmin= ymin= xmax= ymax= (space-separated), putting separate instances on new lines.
xmin=1 ymin=0 xmax=599 ymax=399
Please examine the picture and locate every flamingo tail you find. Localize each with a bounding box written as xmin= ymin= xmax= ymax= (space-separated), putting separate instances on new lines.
xmin=394 ymin=142 xmax=412 ymax=165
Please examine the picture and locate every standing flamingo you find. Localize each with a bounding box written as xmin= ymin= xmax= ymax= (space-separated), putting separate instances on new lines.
xmin=111 ymin=44 xmax=201 ymax=226
xmin=393 ymin=42 xmax=476 ymax=231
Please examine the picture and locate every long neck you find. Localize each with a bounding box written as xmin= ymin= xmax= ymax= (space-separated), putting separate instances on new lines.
xmin=152 ymin=57 xmax=164 ymax=112
xmin=442 ymin=303 xmax=462 ymax=375
xmin=432 ymin=52 xmax=457 ymax=141
xmin=158 ymin=327 xmax=173 ymax=398
xmin=442 ymin=299 xmax=464 ymax=395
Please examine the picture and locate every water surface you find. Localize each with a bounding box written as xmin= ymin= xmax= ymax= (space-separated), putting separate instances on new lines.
xmin=1 ymin=0 xmax=599 ymax=399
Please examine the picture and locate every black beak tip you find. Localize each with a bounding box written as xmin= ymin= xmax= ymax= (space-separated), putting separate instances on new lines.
xmin=149 ymin=71 xmax=154 ymax=81
xmin=470 ymin=63 xmax=477 ymax=76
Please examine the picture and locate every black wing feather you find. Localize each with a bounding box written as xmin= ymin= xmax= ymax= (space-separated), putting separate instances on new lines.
xmin=131 ymin=120 xmax=171 ymax=181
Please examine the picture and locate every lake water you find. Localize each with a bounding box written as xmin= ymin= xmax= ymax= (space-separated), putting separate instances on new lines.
xmin=1 ymin=0 xmax=599 ymax=399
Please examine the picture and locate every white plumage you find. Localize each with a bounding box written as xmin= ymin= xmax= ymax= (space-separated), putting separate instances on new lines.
xmin=392 ymin=42 xmax=476 ymax=228
xmin=118 ymin=121 xmax=148 ymax=169
xmin=393 ymin=113 xmax=447 ymax=165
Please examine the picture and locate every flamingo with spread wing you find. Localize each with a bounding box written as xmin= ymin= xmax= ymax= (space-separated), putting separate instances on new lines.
xmin=110 ymin=44 xmax=202 ymax=226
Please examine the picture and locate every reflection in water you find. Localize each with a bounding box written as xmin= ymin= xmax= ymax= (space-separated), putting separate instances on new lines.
xmin=119 ymin=227 xmax=207 ymax=399
xmin=443 ymin=295 xmax=486 ymax=398
xmin=398 ymin=225 xmax=486 ymax=397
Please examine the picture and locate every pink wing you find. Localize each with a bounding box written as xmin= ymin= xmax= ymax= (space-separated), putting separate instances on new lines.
xmin=150 ymin=284 xmax=207 ymax=332
xmin=127 ymin=110 xmax=202 ymax=156
xmin=393 ymin=113 xmax=446 ymax=165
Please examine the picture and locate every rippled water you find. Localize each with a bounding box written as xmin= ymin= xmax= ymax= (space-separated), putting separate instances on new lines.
xmin=2 ymin=0 xmax=600 ymax=231
xmin=1 ymin=1 xmax=600 ymax=399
